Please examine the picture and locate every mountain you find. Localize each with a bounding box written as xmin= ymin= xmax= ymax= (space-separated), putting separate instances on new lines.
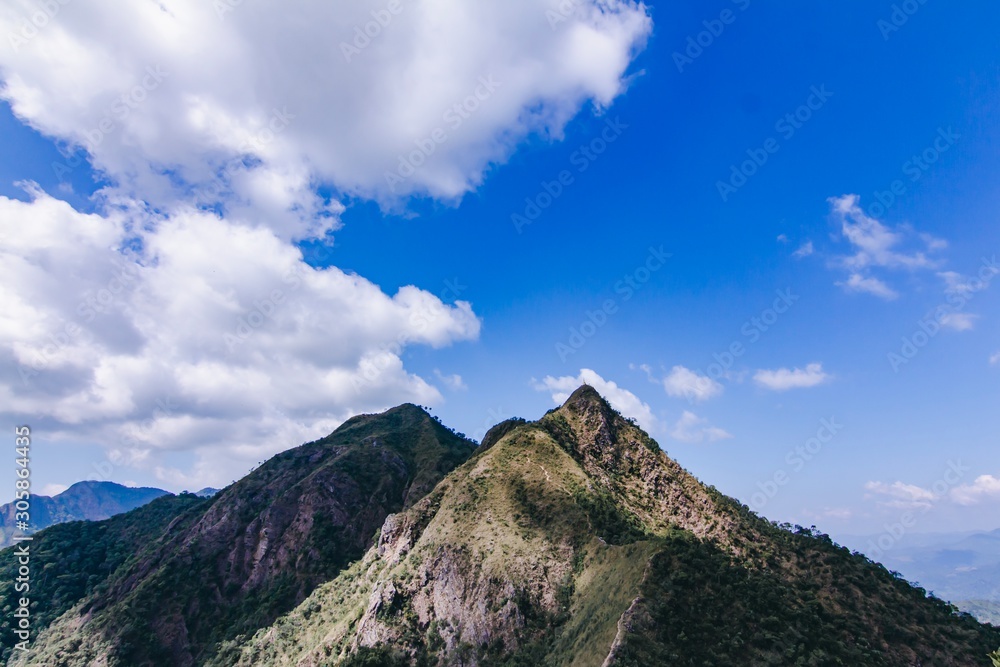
xmin=0 ymin=493 xmax=208 ymax=659
xmin=7 ymin=388 xmax=1000 ymax=666
xmin=2 ymin=404 xmax=475 ymax=666
xmin=194 ymin=487 xmax=221 ymax=498
xmin=0 ymin=480 xmax=169 ymax=548
xmin=228 ymin=386 xmax=999 ymax=666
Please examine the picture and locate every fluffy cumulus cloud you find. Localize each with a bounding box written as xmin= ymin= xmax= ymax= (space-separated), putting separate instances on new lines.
xmin=668 ymin=410 xmax=731 ymax=444
xmin=0 ymin=1 xmax=652 ymax=487
xmin=0 ymin=188 xmax=480 ymax=488
xmin=753 ymin=363 xmax=829 ymax=391
xmin=0 ymin=0 xmax=651 ymax=223
xmin=950 ymin=475 xmax=1000 ymax=506
xmin=661 ymin=365 xmax=723 ymax=402
xmin=532 ymin=368 xmax=657 ymax=432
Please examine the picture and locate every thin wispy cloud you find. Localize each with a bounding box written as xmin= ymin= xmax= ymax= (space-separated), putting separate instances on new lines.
xmin=829 ymin=195 xmax=945 ymax=271
xmin=939 ymin=312 xmax=977 ymax=332
xmin=864 ymin=480 xmax=937 ymax=510
xmin=669 ymin=410 xmax=732 ymax=444
xmin=826 ymin=194 xmax=946 ymax=301
xmin=837 ymin=273 xmax=899 ymax=300
xmin=792 ymin=240 xmax=814 ymax=258
xmin=753 ymin=363 xmax=830 ymax=391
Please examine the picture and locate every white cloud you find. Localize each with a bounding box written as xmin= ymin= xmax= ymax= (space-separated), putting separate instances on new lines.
xmin=532 ymin=368 xmax=657 ymax=432
xmin=939 ymin=271 xmax=982 ymax=297
xmin=837 ymin=273 xmax=899 ymax=300
xmin=753 ymin=363 xmax=830 ymax=391
xmin=792 ymin=240 xmax=814 ymax=258
xmin=0 ymin=189 xmax=480 ymax=489
xmin=434 ymin=370 xmax=468 ymax=391
xmin=990 ymin=352 xmax=1000 ymax=366
xmin=939 ymin=312 xmax=977 ymax=332
xmin=0 ymin=0 xmax=652 ymax=229
xmin=951 ymin=475 xmax=1000 ymax=506
xmin=0 ymin=1 xmax=654 ymax=490
xmin=826 ymin=194 xmax=948 ymax=300
xmin=828 ymin=195 xmax=944 ymax=271
xmin=39 ymin=483 xmax=69 ymax=497
xmin=661 ymin=365 xmax=723 ymax=402
xmin=776 ymin=234 xmax=789 ymax=244
xmin=864 ymin=480 xmax=936 ymax=510
xmin=669 ymin=410 xmax=731 ymax=444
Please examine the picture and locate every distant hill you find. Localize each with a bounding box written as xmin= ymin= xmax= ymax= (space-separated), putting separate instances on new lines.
xmin=194 ymin=487 xmax=221 ymax=497
xmin=0 ymin=480 xmax=169 ymax=547
xmin=5 ymin=389 xmax=999 ymax=666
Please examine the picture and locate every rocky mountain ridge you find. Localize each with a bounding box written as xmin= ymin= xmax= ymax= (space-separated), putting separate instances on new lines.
xmin=5 ymin=387 xmax=999 ymax=666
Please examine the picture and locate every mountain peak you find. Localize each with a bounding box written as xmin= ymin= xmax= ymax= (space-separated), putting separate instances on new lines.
xmin=561 ymin=383 xmax=612 ymax=412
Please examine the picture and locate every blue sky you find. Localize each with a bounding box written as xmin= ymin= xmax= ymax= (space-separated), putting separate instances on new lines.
xmin=1 ymin=0 xmax=998 ymax=541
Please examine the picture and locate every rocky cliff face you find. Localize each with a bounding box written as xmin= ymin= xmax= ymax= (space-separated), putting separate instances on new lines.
xmin=11 ymin=404 xmax=476 ymax=667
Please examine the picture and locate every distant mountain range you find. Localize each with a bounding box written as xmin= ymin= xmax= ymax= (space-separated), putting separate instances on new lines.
xmin=2 ymin=388 xmax=998 ymax=666
xmin=0 ymin=480 xmax=171 ymax=548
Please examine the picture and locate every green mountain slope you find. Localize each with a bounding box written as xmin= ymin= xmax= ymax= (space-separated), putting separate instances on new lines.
xmin=9 ymin=404 xmax=475 ymax=667
xmin=232 ymin=386 xmax=1000 ymax=666
xmin=0 ymin=493 xmax=208 ymax=664
xmin=0 ymin=481 xmax=170 ymax=548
